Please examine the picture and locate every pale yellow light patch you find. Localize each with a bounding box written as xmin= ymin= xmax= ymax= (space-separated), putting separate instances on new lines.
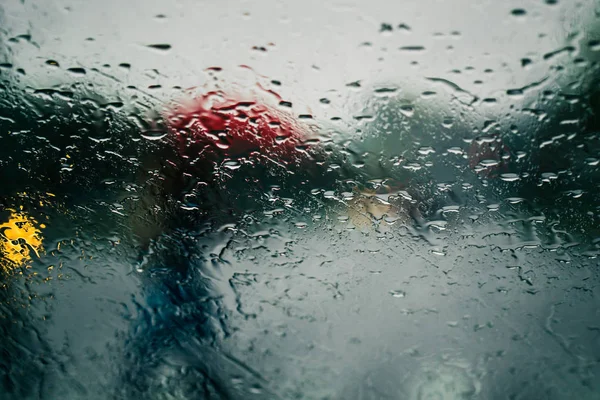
xmin=347 ymin=195 xmax=395 ymax=230
xmin=0 ymin=211 xmax=45 ymax=272
xmin=345 ymin=181 xmax=410 ymax=231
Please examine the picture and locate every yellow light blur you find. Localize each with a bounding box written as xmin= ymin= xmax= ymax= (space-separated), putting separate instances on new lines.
xmin=0 ymin=211 xmax=44 ymax=272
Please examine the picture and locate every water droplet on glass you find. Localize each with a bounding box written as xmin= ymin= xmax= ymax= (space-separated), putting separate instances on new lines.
xmin=66 ymin=67 xmax=86 ymax=75
xmin=418 ymin=146 xmax=435 ymax=156
xmin=399 ymin=46 xmax=425 ymax=52
xmin=140 ymin=130 xmax=168 ymax=140
xmin=146 ymin=43 xmax=172 ymax=51
xmin=499 ymin=173 xmax=520 ymax=182
xmin=399 ymin=104 xmax=414 ymax=117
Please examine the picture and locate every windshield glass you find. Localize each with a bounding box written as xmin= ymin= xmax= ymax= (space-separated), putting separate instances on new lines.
xmin=1 ymin=1 xmax=600 ymax=399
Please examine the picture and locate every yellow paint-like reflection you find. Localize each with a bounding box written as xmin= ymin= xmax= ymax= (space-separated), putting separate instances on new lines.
xmin=0 ymin=210 xmax=45 ymax=272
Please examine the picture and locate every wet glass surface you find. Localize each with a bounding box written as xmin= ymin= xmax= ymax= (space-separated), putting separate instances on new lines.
xmin=1 ymin=0 xmax=600 ymax=398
